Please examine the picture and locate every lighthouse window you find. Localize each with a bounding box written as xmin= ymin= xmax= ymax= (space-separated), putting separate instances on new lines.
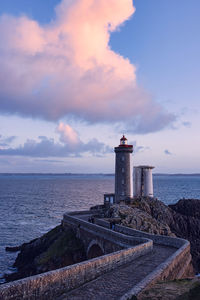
xmin=121 ymin=156 xmax=125 ymax=161
xmin=122 ymin=168 xmax=125 ymax=173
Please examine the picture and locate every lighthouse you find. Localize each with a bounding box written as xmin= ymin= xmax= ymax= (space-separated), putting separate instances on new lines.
xmin=104 ymin=135 xmax=155 ymax=206
xmin=133 ymin=166 xmax=154 ymax=198
xmin=114 ymin=135 xmax=133 ymax=203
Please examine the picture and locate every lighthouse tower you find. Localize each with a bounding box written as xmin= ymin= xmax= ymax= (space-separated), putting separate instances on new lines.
xmin=114 ymin=135 xmax=133 ymax=203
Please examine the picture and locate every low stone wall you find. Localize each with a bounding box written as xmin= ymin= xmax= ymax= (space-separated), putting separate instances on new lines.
xmin=67 ymin=209 xmax=104 ymax=218
xmin=94 ymin=219 xmax=193 ymax=299
xmin=95 ymin=218 xmax=188 ymax=248
xmin=95 ymin=218 xmax=111 ymax=229
xmin=115 ymin=224 xmax=187 ymax=248
xmin=67 ymin=210 xmax=99 ymax=216
xmin=0 ymin=241 xmax=152 ymax=300
xmin=120 ymin=241 xmax=192 ymax=300
xmin=0 ymin=213 xmax=192 ymax=300
xmin=114 ymin=225 xmax=192 ymax=300
xmin=63 ymin=213 xmax=150 ymax=248
xmin=0 ymin=214 xmax=152 ymax=300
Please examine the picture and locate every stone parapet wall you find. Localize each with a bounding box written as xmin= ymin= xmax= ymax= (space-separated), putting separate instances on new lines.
xmin=67 ymin=210 xmax=101 ymax=216
xmin=0 ymin=213 xmax=192 ymax=300
xmin=63 ymin=213 xmax=151 ymax=248
xmin=0 ymin=213 xmax=153 ymax=300
xmin=94 ymin=219 xmax=193 ymax=299
xmin=95 ymin=218 xmax=188 ymax=248
xmin=94 ymin=218 xmax=111 ymax=228
xmin=120 ymin=241 xmax=192 ymax=300
xmin=111 ymin=225 xmax=193 ymax=300
xmin=115 ymin=224 xmax=188 ymax=248
xmin=0 ymin=237 xmax=152 ymax=300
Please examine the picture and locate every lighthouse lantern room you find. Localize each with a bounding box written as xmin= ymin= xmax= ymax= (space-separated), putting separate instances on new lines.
xmin=120 ymin=135 xmax=128 ymax=146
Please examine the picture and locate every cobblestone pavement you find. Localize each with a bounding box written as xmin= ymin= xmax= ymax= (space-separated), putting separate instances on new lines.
xmin=58 ymin=245 xmax=176 ymax=300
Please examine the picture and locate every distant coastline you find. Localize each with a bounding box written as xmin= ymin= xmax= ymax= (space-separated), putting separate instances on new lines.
xmin=154 ymin=173 xmax=200 ymax=176
xmin=0 ymin=173 xmax=200 ymax=176
xmin=0 ymin=173 xmax=114 ymax=176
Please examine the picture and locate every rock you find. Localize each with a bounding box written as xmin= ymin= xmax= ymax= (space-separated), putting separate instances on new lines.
xmin=169 ymin=199 xmax=200 ymax=219
xmin=169 ymin=200 xmax=200 ymax=273
xmin=5 ymin=246 xmax=21 ymax=252
xmin=106 ymin=201 xmax=174 ymax=236
xmin=4 ymin=225 xmax=86 ymax=282
xmin=138 ymin=278 xmax=200 ymax=300
xmin=105 ymin=198 xmax=200 ymax=273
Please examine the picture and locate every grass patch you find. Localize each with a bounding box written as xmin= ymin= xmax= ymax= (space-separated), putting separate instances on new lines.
xmin=176 ymin=282 xmax=200 ymax=300
xmin=37 ymin=228 xmax=84 ymax=265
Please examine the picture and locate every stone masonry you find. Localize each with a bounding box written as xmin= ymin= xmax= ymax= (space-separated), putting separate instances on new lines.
xmin=0 ymin=211 xmax=193 ymax=300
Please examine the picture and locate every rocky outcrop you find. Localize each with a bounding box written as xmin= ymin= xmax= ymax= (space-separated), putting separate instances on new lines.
xmin=169 ymin=199 xmax=200 ymax=219
xmin=105 ymin=203 xmax=174 ymax=236
xmin=5 ymin=225 xmax=86 ymax=282
xmin=138 ymin=278 xmax=200 ymax=300
xmin=105 ymin=198 xmax=200 ymax=273
xmin=169 ymin=200 xmax=200 ymax=272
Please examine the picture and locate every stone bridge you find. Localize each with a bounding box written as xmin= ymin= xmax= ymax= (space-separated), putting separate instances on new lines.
xmin=0 ymin=210 xmax=193 ymax=300
xmin=63 ymin=211 xmax=152 ymax=260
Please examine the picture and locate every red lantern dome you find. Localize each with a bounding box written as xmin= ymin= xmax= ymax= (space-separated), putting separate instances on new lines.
xmin=120 ymin=135 xmax=128 ymax=146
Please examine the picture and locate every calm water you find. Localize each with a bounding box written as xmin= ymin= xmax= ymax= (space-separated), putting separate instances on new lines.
xmin=0 ymin=173 xmax=200 ymax=281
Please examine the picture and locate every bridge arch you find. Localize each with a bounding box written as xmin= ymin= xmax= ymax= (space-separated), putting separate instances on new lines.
xmin=87 ymin=240 xmax=104 ymax=259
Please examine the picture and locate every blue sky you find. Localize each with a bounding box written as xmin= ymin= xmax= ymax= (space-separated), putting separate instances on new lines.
xmin=0 ymin=0 xmax=199 ymax=173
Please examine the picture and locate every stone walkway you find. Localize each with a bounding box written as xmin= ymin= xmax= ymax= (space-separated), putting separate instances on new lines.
xmin=58 ymin=244 xmax=176 ymax=300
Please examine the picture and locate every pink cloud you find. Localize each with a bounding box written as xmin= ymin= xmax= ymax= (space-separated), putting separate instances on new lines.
xmin=56 ymin=123 xmax=80 ymax=145
xmin=0 ymin=0 xmax=175 ymax=133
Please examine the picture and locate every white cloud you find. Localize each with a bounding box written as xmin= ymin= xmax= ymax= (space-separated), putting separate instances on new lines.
xmin=0 ymin=123 xmax=111 ymax=157
xmin=0 ymin=0 xmax=174 ymax=133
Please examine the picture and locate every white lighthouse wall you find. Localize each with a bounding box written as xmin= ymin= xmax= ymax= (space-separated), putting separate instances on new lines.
xmin=143 ymin=168 xmax=153 ymax=197
xmin=129 ymin=155 xmax=133 ymax=198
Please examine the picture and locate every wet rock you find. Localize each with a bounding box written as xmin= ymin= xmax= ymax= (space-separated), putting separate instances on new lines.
xmin=5 ymin=246 xmax=21 ymax=252
xmin=4 ymin=225 xmax=86 ymax=282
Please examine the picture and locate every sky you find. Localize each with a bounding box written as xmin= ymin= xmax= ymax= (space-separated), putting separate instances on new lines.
xmin=0 ymin=0 xmax=199 ymax=173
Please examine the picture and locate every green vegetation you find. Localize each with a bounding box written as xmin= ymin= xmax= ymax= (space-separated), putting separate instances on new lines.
xmin=41 ymin=225 xmax=61 ymax=240
xmin=138 ymin=278 xmax=200 ymax=300
xmin=37 ymin=228 xmax=84 ymax=265
xmin=129 ymin=296 xmax=137 ymax=300
xmin=177 ymin=281 xmax=200 ymax=300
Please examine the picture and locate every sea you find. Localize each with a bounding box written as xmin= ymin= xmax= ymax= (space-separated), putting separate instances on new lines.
xmin=0 ymin=173 xmax=200 ymax=282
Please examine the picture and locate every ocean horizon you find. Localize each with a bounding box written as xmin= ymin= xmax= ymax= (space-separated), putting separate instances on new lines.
xmin=0 ymin=172 xmax=200 ymax=175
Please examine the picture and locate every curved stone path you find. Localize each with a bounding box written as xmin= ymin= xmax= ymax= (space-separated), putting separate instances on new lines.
xmin=58 ymin=244 xmax=176 ymax=300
